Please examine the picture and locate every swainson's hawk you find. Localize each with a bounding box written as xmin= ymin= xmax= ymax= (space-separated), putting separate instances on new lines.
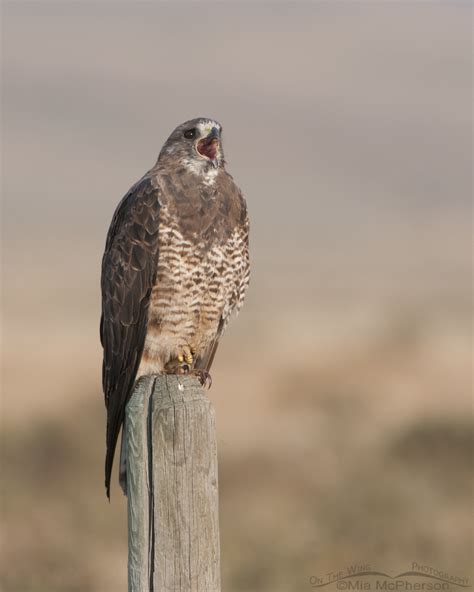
xmin=100 ymin=118 xmax=250 ymax=497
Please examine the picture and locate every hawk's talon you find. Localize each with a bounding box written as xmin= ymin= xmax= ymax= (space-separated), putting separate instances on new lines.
xmin=192 ymin=369 xmax=212 ymax=389
xmin=177 ymin=344 xmax=194 ymax=366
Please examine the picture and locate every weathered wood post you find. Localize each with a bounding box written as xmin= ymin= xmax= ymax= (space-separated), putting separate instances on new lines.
xmin=124 ymin=374 xmax=221 ymax=592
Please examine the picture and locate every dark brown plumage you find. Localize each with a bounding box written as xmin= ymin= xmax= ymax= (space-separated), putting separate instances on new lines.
xmin=100 ymin=118 xmax=250 ymax=497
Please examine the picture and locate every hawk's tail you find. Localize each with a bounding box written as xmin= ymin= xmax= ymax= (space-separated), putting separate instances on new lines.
xmin=104 ymin=404 xmax=125 ymax=500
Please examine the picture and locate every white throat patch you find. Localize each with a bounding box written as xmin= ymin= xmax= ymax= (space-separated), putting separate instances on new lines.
xmin=181 ymin=157 xmax=219 ymax=185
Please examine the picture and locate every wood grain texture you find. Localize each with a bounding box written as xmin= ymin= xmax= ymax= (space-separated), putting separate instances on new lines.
xmin=126 ymin=376 xmax=155 ymax=592
xmin=126 ymin=375 xmax=220 ymax=592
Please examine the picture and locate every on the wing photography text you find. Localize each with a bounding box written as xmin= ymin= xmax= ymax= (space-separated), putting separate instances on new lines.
xmin=309 ymin=563 xmax=471 ymax=590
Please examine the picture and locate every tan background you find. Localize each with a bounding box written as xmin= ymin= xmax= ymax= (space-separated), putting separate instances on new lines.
xmin=2 ymin=2 xmax=472 ymax=591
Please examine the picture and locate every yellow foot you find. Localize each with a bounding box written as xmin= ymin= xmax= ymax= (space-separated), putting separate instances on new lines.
xmin=177 ymin=345 xmax=194 ymax=368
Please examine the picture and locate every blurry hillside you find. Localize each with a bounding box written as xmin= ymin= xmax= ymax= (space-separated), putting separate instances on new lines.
xmin=2 ymin=3 xmax=472 ymax=592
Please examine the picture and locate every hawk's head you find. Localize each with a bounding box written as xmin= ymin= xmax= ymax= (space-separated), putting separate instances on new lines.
xmin=159 ymin=118 xmax=224 ymax=182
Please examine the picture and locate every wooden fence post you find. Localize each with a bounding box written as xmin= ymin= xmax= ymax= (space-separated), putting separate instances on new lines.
xmin=125 ymin=374 xmax=221 ymax=592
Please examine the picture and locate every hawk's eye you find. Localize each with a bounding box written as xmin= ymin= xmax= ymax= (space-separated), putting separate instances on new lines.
xmin=183 ymin=128 xmax=196 ymax=139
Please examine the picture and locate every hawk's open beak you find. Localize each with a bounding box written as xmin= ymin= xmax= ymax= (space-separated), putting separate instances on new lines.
xmin=197 ymin=127 xmax=220 ymax=167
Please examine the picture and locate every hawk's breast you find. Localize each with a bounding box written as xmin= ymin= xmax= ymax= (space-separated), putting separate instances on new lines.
xmin=137 ymin=177 xmax=249 ymax=375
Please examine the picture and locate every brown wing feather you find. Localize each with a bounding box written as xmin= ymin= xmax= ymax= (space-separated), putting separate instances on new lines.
xmin=100 ymin=176 xmax=161 ymax=498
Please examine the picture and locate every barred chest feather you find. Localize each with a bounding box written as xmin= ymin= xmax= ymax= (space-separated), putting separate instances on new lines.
xmin=137 ymin=170 xmax=249 ymax=376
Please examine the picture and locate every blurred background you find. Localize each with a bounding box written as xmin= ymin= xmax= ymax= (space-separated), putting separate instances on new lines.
xmin=1 ymin=2 xmax=472 ymax=591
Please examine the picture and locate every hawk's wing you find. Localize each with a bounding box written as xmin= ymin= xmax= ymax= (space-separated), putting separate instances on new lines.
xmin=100 ymin=176 xmax=161 ymax=498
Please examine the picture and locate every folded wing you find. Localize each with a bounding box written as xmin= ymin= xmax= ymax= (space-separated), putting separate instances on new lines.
xmin=100 ymin=177 xmax=161 ymax=498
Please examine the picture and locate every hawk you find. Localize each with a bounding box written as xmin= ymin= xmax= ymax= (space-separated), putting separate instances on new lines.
xmin=100 ymin=118 xmax=250 ymax=498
